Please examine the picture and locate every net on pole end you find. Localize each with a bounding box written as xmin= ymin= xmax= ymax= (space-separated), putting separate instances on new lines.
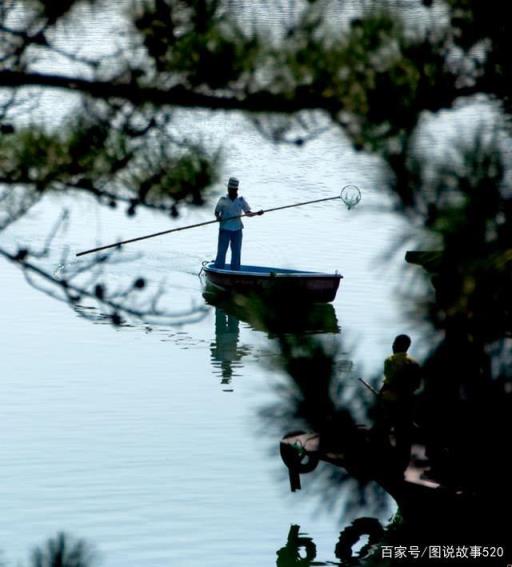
xmin=340 ymin=185 xmax=361 ymax=210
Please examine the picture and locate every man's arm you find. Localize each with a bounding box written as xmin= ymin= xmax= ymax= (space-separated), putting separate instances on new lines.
xmin=241 ymin=197 xmax=263 ymax=217
xmin=214 ymin=198 xmax=223 ymax=220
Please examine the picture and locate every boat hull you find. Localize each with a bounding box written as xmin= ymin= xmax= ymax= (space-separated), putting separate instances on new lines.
xmin=202 ymin=263 xmax=342 ymax=303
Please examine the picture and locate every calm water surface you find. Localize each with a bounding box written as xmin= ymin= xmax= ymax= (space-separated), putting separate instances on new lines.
xmin=0 ymin=115 xmax=423 ymax=566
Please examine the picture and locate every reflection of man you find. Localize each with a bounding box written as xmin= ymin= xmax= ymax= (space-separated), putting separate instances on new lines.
xmin=373 ymin=334 xmax=422 ymax=471
xmin=210 ymin=307 xmax=247 ymax=386
xmin=276 ymin=525 xmax=316 ymax=566
xmin=214 ymin=177 xmax=262 ymax=271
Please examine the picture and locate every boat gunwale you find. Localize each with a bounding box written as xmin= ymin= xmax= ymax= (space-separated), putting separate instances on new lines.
xmin=204 ymin=263 xmax=343 ymax=279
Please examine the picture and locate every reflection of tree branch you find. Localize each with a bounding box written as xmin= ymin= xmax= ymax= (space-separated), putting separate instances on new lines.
xmin=0 ymin=95 xmax=218 ymax=217
xmin=30 ymin=209 xmax=69 ymax=259
xmin=0 ymin=91 xmax=17 ymax=120
xmin=0 ymin=19 xmax=123 ymax=74
xmin=0 ymin=70 xmax=341 ymax=113
xmin=58 ymin=180 xmax=179 ymax=215
xmin=42 ymin=40 xmax=126 ymax=72
xmin=0 ymin=187 xmax=42 ymax=230
xmin=0 ymin=246 xmax=207 ymax=325
xmin=251 ymin=112 xmax=331 ymax=146
xmin=30 ymin=531 xmax=96 ymax=567
xmin=0 ymin=175 xmax=177 ymax=218
xmin=259 ymin=330 xmax=390 ymax=517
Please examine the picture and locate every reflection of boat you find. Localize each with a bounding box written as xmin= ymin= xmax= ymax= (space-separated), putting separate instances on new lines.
xmin=203 ymin=290 xmax=340 ymax=336
xmin=202 ymin=262 xmax=342 ymax=303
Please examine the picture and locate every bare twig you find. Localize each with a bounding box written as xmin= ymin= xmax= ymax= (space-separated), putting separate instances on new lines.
xmin=0 ymin=246 xmax=208 ymax=325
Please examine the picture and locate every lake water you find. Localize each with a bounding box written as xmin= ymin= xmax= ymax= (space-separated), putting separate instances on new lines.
xmin=0 ymin=112 xmax=425 ymax=565
xmin=0 ymin=1 xmax=449 ymax=562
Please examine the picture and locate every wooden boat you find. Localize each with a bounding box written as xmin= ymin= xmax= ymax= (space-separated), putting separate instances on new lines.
xmin=201 ymin=262 xmax=342 ymax=303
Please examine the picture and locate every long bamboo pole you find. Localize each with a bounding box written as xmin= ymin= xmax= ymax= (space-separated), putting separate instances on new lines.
xmin=76 ymin=194 xmax=341 ymax=257
xmin=358 ymin=377 xmax=379 ymax=396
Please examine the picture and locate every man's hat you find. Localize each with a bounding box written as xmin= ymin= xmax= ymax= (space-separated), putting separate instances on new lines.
xmin=228 ymin=177 xmax=239 ymax=189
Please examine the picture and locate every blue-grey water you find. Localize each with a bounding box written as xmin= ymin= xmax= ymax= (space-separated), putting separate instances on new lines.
xmin=2 ymin=3 xmax=491 ymax=564
xmin=1 ymin=113 xmax=423 ymax=566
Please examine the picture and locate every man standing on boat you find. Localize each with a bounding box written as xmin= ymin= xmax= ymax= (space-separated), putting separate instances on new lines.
xmin=214 ymin=177 xmax=262 ymax=270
